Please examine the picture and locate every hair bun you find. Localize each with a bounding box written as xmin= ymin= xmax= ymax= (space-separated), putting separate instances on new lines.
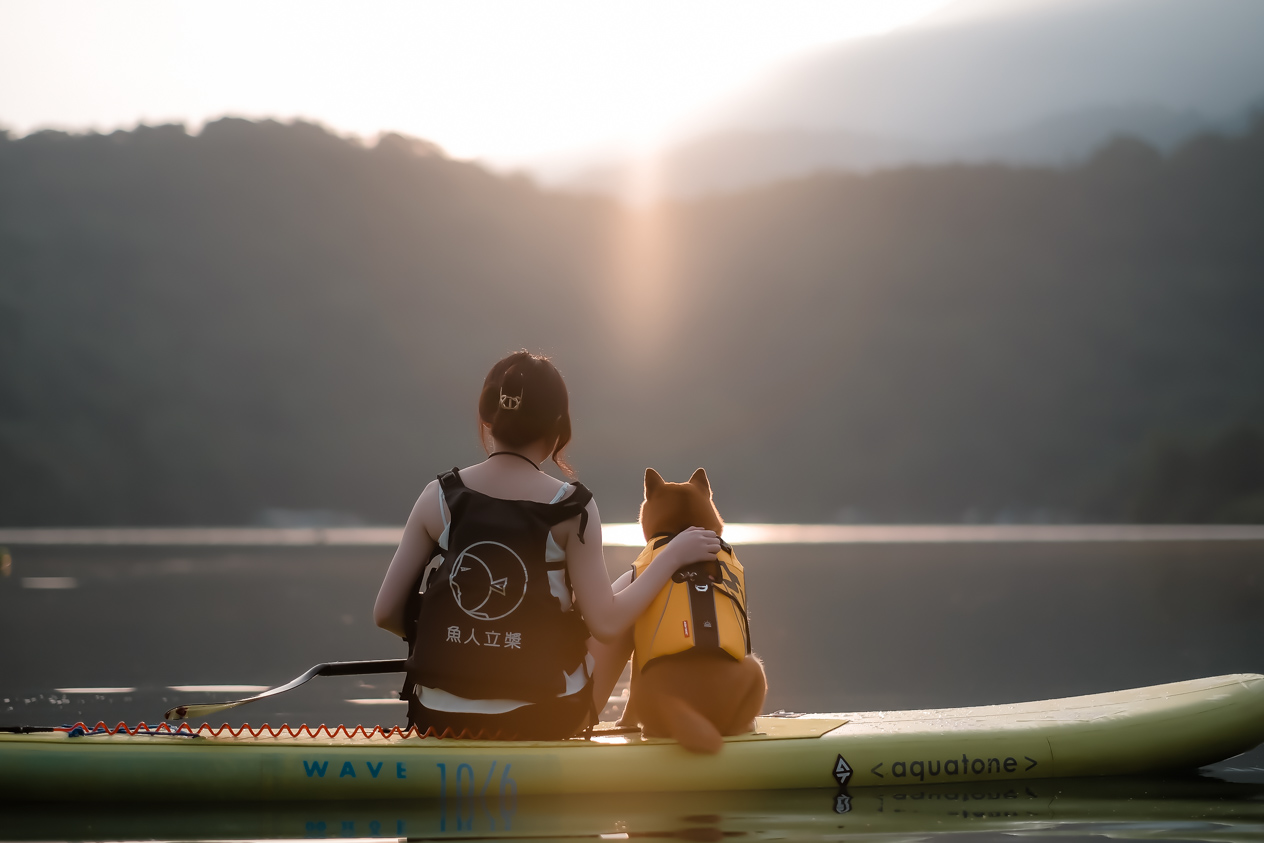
xmin=478 ymin=351 xmax=574 ymax=476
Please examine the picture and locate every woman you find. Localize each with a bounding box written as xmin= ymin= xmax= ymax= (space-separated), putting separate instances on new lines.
xmin=374 ymin=350 xmax=719 ymax=738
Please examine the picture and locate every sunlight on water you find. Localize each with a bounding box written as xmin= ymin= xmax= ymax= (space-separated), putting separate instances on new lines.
xmin=694 ymin=523 xmax=1264 ymax=546
xmin=21 ymin=576 xmax=78 ymax=589
xmin=3 ymin=524 xmax=1264 ymax=547
xmin=53 ymin=687 xmax=136 ymax=695
xmin=346 ymin=699 xmax=407 ymax=706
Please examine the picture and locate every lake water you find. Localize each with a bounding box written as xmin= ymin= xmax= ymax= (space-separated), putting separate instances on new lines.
xmin=2 ymin=527 xmax=1263 ymax=842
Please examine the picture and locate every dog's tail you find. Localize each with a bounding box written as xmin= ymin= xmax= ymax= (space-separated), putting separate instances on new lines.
xmin=658 ymin=694 xmax=724 ymax=754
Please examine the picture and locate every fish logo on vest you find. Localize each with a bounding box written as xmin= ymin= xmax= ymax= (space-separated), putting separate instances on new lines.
xmin=450 ymin=541 xmax=529 ymax=621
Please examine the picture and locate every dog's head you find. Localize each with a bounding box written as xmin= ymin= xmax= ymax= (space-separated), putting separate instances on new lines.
xmin=639 ymin=468 xmax=724 ymax=541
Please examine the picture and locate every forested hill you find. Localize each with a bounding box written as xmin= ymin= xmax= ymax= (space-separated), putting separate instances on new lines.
xmin=1 ymin=118 xmax=1262 ymax=526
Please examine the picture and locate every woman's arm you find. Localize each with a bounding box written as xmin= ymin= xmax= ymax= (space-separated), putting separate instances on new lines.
xmin=565 ymin=498 xmax=721 ymax=643
xmin=374 ymin=480 xmax=443 ymax=638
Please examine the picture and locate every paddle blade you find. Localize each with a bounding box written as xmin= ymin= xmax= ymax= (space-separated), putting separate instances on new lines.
xmin=164 ymin=701 xmax=241 ymax=721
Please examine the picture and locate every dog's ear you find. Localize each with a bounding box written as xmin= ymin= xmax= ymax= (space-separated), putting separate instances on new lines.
xmin=688 ymin=467 xmax=711 ymax=497
xmin=644 ymin=468 xmax=666 ymax=499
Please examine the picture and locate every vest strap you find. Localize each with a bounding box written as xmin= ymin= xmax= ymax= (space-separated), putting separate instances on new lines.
xmin=714 ymin=587 xmax=752 ymax=655
xmin=437 ymin=467 xmax=465 ymax=495
xmin=549 ymin=482 xmax=594 ymax=543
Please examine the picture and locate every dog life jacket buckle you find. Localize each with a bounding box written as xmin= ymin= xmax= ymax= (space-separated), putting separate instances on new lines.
xmin=673 ymin=564 xmax=718 ymax=585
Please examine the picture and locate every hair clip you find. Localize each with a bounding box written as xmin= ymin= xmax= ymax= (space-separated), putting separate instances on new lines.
xmin=499 ymin=389 xmax=522 ymax=410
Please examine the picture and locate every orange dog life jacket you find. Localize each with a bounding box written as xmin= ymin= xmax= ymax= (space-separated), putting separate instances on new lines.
xmin=630 ymin=534 xmax=750 ymax=671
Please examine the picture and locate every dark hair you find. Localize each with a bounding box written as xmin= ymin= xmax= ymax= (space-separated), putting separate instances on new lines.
xmin=478 ymin=351 xmax=573 ymax=475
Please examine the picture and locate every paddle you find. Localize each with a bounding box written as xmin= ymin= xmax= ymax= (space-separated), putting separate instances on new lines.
xmin=163 ymin=659 xmax=407 ymax=721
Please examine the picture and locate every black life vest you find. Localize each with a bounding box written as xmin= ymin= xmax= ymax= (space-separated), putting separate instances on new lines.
xmin=405 ymin=468 xmax=594 ymax=704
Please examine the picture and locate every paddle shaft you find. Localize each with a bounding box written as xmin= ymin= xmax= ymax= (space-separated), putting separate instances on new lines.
xmin=164 ymin=659 xmax=406 ymax=721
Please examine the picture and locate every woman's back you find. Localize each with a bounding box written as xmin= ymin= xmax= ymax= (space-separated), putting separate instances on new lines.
xmin=456 ymin=456 xmax=571 ymax=504
xmin=407 ymin=463 xmax=594 ymax=714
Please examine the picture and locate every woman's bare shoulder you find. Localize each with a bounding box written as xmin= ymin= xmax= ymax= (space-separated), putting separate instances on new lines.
xmin=416 ymin=477 xmax=442 ymax=502
xmin=409 ymin=478 xmax=446 ymax=541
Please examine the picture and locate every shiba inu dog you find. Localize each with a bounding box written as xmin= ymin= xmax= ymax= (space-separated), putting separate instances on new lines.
xmin=621 ymin=468 xmax=767 ymax=753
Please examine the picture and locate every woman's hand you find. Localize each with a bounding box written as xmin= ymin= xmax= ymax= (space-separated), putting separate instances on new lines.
xmin=654 ymin=526 xmax=721 ymax=572
xmin=568 ymin=506 xmax=723 ymax=643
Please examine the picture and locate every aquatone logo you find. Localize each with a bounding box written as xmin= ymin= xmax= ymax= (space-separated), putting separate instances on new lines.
xmin=450 ymin=541 xmax=529 ymax=621
xmin=869 ymin=753 xmax=1039 ymax=782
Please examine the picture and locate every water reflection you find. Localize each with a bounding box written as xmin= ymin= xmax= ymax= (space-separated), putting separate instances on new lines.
xmin=3 ymin=777 xmax=1262 ymax=842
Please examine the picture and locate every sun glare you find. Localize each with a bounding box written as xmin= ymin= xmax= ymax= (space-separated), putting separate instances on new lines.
xmin=0 ymin=0 xmax=950 ymax=165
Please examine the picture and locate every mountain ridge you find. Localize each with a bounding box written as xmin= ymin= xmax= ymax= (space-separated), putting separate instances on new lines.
xmin=2 ymin=116 xmax=1262 ymax=525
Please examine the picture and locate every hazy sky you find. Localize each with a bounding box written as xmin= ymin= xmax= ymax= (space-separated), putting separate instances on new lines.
xmin=0 ymin=0 xmax=948 ymax=166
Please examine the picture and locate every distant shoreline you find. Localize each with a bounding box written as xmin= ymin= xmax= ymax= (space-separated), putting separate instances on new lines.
xmin=2 ymin=524 xmax=1262 ymax=548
